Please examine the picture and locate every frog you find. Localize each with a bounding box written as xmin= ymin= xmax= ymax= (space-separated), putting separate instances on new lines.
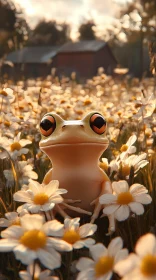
xmin=39 ymin=111 xmax=115 ymax=232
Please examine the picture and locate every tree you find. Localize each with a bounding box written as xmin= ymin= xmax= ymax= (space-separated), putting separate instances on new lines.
xmin=113 ymin=0 xmax=156 ymax=76
xmin=0 ymin=0 xmax=29 ymax=56
xmin=78 ymin=20 xmax=96 ymax=40
xmin=28 ymin=20 xmax=70 ymax=46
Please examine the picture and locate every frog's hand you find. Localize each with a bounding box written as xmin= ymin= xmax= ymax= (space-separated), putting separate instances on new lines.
xmin=43 ymin=168 xmax=53 ymax=184
xmin=90 ymin=180 xmax=115 ymax=234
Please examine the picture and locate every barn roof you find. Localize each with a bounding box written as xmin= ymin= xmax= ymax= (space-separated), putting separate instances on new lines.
xmin=58 ymin=40 xmax=106 ymax=53
xmin=6 ymin=46 xmax=60 ymax=63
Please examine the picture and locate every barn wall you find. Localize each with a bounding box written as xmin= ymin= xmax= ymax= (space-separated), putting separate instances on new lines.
xmin=94 ymin=45 xmax=117 ymax=75
xmin=56 ymin=52 xmax=95 ymax=78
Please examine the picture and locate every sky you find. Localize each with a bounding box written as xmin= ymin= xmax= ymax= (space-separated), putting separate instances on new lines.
xmin=13 ymin=0 xmax=130 ymax=40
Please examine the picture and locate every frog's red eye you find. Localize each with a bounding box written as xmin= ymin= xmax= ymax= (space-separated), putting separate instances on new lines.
xmin=40 ymin=115 xmax=56 ymax=137
xmin=90 ymin=113 xmax=106 ymax=135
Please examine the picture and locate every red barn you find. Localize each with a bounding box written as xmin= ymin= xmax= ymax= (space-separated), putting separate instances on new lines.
xmin=56 ymin=40 xmax=117 ymax=79
xmin=4 ymin=41 xmax=117 ymax=80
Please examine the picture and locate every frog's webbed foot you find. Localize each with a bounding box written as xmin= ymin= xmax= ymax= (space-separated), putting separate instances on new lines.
xmin=90 ymin=199 xmax=102 ymax=224
xmin=106 ymin=214 xmax=115 ymax=235
xmin=62 ymin=202 xmax=92 ymax=216
xmin=55 ymin=204 xmax=70 ymax=219
xmin=52 ymin=201 xmax=92 ymax=220
xmin=100 ymin=213 xmax=116 ymax=235
xmin=63 ymin=199 xmax=81 ymax=204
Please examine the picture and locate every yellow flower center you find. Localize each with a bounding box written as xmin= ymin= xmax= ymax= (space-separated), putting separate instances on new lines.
xmin=117 ymin=192 xmax=133 ymax=205
xmin=99 ymin=162 xmax=108 ymax=172
xmin=120 ymin=144 xmax=128 ymax=152
xmin=0 ymin=90 xmax=8 ymax=96
xmin=140 ymin=254 xmax=156 ymax=276
xmin=62 ymin=229 xmax=81 ymax=244
xmin=10 ymin=142 xmax=22 ymax=151
xmin=84 ymin=99 xmax=92 ymax=105
xmin=11 ymin=218 xmax=20 ymax=226
xmin=95 ymin=256 xmax=114 ymax=277
xmin=20 ymin=229 xmax=47 ymax=250
xmin=33 ymin=193 xmax=49 ymax=205
xmin=4 ymin=121 xmax=11 ymax=127
xmin=121 ymin=164 xmax=130 ymax=177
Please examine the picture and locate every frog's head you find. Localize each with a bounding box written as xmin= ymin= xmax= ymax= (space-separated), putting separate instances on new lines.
xmin=39 ymin=112 xmax=109 ymax=156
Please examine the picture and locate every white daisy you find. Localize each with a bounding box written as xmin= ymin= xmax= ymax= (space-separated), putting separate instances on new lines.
xmin=76 ymin=237 xmax=128 ymax=280
xmin=0 ymin=211 xmax=27 ymax=227
xmin=0 ymin=88 xmax=15 ymax=103
xmin=19 ymin=263 xmax=59 ymax=280
xmin=0 ymin=132 xmax=32 ymax=159
xmin=114 ymin=233 xmax=156 ymax=280
xmin=119 ymin=153 xmax=149 ymax=179
xmin=17 ymin=161 xmax=38 ymax=185
xmin=4 ymin=161 xmax=38 ymax=187
xmin=99 ymin=180 xmax=152 ymax=221
xmin=120 ymin=135 xmax=137 ymax=160
xmin=0 ymin=214 xmax=71 ymax=269
xmin=14 ymin=180 xmax=67 ymax=213
xmin=59 ymin=218 xmax=97 ymax=250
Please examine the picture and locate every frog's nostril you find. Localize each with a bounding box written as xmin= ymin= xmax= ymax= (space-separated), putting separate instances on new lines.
xmin=62 ymin=124 xmax=84 ymax=130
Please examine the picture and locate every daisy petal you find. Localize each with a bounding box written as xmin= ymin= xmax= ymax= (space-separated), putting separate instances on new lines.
xmin=19 ymin=271 xmax=31 ymax=280
xmin=130 ymin=184 xmax=148 ymax=195
xmin=114 ymin=248 xmax=129 ymax=263
xmin=103 ymin=204 xmax=120 ymax=215
xmin=129 ymin=202 xmax=144 ymax=215
xmin=134 ymin=194 xmax=152 ymax=204
xmin=112 ymin=181 xmax=129 ymax=194
xmin=99 ymin=194 xmax=117 ymax=205
xmin=79 ymin=223 xmax=97 ymax=238
xmin=135 ymin=233 xmax=156 ymax=257
xmin=115 ymin=205 xmax=130 ymax=221
xmin=1 ymin=226 xmax=23 ymax=239
xmin=108 ymin=237 xmax=123 ymax=257
xmin=37 ymin=248 xmax=61 ymax=270
xmin=20 ymin=214 xmax=44 ymax=230
xmin=90 ymin=243 xmax=107 ymax=261
xmin=0 ymin=239 xmax=19 ymax=251
xmin=43 ymin=220 xmax=64 ymax=236
xmin=14 ymin=245 xmax=36 ymax=264
xmin=73 ymin=238 xmax=95 ymax=249
xmin=76 ymin=257 xmax=94 ymax=271
xmin=46 ymin=237 xmax=72 ymax=252
xmin=77 ymin=268 xmax=95 ymax=280
xmin=114 ymin=253 xmax=139 ymax=276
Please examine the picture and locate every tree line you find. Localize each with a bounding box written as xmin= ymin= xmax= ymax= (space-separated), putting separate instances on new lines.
xmin=0 ymin=0 xmax=156 ymax=76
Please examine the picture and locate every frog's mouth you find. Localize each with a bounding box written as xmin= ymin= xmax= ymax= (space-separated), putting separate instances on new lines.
xmin=40 ymin=141 xmax=109 ymax=148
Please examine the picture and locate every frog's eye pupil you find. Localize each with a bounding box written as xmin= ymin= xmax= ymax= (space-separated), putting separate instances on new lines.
xmin=90 ymin=113 xmax=106 ymax=135
xmin=93 ymin=116 xmax=106 ymax=129
xmin=40 ymin=115 xmax=56 ymax=137
xmin=41 ymin=119 xmax=53 ymax=131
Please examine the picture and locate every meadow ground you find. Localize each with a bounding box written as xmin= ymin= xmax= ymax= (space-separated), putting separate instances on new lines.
xmin=0 ymin=71 xmax=155 ymax=280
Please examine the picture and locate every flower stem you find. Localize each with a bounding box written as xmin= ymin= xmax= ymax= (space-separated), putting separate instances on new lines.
xmin=0 ymin=196 xmax=8 ymax=212
xmin=67 ymin=251 xmax=73 ymax=280
xmin=0 ymin=146 xmax=19 ymax=210
xmin=32 ymin=261 xmax=36 ymax=280
xmin=127 ymin=219 xmax=134 ymax=251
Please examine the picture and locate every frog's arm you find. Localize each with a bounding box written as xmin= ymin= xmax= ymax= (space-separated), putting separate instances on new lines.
xmin=43 ymin=168 xmax=53 ymax=184
xmin=91 ymin=171 xmax=115 ymax=233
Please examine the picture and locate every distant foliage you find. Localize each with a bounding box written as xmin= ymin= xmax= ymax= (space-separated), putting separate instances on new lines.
xmin=78 ymin=20 xmax=96 ymax=40
xmin=28 ymin=20 xmax=70 ymax=46
xmin=0 ymin=0 xmax=29 ymax=56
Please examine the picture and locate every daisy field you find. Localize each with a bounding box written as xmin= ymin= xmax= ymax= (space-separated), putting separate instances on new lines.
xmin=0 ymin=70 xmax=155 ymax=280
